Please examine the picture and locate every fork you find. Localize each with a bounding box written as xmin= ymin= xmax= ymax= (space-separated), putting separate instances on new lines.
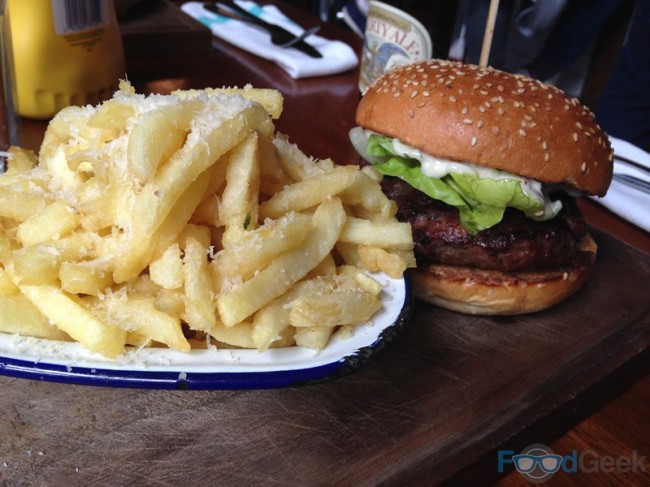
xmin=205 ymin=2 xmax=321 ymax=51
xmin=612 ymin=173 xmax=650 ymax=193
xmin=614 ymin=154 xmax=650 ymax=176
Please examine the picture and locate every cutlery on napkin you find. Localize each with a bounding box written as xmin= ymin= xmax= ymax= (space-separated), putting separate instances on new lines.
xmin=204 ymin=1 xmax=322 ymax=57
xmin=181 ymin=1 xmax=359 ymax=79
xmin=592 ymin=136 xmax=650 ymax=232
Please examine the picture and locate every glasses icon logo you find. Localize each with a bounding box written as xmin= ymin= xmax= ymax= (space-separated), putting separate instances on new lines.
xmin=513 ymin=453 xmax=563 ymax=473
xmin=513 ymin=444 xmax=562 ymax=482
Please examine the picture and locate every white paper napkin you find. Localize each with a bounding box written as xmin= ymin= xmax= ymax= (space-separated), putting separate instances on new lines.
xmin=592 ymin=136 xmax=650 ymax=232
xmin=181 ymin=1 xmax=359 ymax=79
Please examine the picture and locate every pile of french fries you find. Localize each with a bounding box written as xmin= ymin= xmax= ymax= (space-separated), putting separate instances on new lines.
xmin=0 ymin=81 xmax=415 ymax=359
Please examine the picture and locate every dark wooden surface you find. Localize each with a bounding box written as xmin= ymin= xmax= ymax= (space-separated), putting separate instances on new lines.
xmin=5 ymin=2 xmax=650 ymax=486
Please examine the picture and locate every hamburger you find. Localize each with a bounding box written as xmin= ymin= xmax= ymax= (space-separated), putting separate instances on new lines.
xmin=349 ymin=59 xmax=613 ymax=315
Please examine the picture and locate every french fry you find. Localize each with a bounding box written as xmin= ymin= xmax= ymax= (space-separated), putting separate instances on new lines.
xmin=87 ymin=97 xmax=136 ymax=142
xmin=211 ymin=211 xmax=311 ymax=290
xmin=11 ymin=245 xmax=61 ymax=285
xmin=149 ymin=242 xmax=183 ymax=290
xmin=258 ymin=133 xmax=293 ymax=196
xmin=340 ymin=169 xmax=396 ymax=219
xmin=290 ymin=288 xmax=381 ymax=328
xmin=17 ymin=200 xmax=79 ymax=247
xmin=337 ymin=265 xmax=385 ymax=295
xmin=178 ymin=223 xmax=212 ymax=250
xmin=258 ymin=165 xmax=357 ymax=219
xmin=173 ymin=86 xmax=284 ymax=120
xmin=294 ymin=326 xmax=334 ymax=350
xmin=0 ymin=268 xmax=18 ymax=295
xmin=113 ymin=103 xmax=270 ymax=282
xmin=217 ymin=197 xmax=346 ymax=326
xmin=0 ymin=187 xmax=48 ymax=222
xmin=127 ymin=100 xmax=199 ymax=182
xmin=112 ymin=164 xmax=215 ymax=283
xmin=209 ymin=321 xmax=256 ymax=349
xmin=98 ymin=294 xmax=190 ymax=352
xmin=3 ymin=146 xmax=37 ymax=175
xmin=272 ymin=134 xmax=335 ymax=181
xmin=59 ymin=260 xmax=114 ymax=296
xmin=251 ymin=277 xmax=334 ymax=351
xmin=339 ymin=217 xmax=414 ymax=251
xmin=219 ymin=132 xmax=260 ymax=247
xmin=154 ymin=288 xmax=185 ymax=318
xmin=0 ymin=293 xmax=70 ymax=340
xmin=182 ymin=236 xmax=217 ymax=333
xmin=15 ymin=282 xmax=126 ymax=358
xmin=358 ymin=245 xmax=417 ymax=279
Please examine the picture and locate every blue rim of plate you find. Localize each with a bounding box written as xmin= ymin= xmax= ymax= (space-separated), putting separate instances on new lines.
xmin=0 ymin=275 xmax=412 ymax=390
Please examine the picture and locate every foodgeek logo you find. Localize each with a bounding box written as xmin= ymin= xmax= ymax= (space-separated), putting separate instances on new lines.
xmin=498 ymin=443 xmax=648 ymax=483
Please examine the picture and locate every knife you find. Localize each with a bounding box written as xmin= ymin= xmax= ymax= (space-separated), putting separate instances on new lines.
xmin=205 ymin=2 xmax=323 ymax=58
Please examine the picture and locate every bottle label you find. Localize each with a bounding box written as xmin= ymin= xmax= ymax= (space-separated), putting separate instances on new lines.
xmin=51 ymin=0 xmax=109 ymax=34
xmin=359 ymin=1 xmax=432 ymax=93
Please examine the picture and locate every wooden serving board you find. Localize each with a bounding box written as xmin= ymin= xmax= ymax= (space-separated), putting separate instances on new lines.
xmin=0 ymin=229 xmax=647 ymax=485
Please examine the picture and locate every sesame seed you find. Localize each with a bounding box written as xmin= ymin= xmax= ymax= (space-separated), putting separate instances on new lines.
xmin=542 ymin=141 xmax=548 ymax=150
xmin=479 ymin=106 xmax=486 ymax=113
xmin=423 ymin=90 xmax=430 ymax=97
xmin=573 ymin=133 xmax=579 ymax=142
xmin=493 ymin=126 xmax=500 ymax=135
xmin=449 ymin=95 xmax=457 ymax=102
xmin=576 ymin=122 xmax=583 ymax=129
xmin=471 ymin=136 xmax=477 ymax=146
xmin=477 ymin=120 xmax=484 ymax=128
xmin=461 ymin=107 xmax=468 ymax=114
xmin=544 ymin=153 xmax=551 ymax=162
xmin=498 ymin=107 xmax=505 ymax=115
xmin=411 ymin=90 xmax=418 ymax=98
xmin=519 ymin=129 xmax=527 ymax=137
xmin=463 ymin=118 xmax=473 ymax=124
xmin=581 ymin=162 xmax=587 ymax=172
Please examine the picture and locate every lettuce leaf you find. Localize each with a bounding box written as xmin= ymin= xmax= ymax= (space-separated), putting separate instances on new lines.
xmin=366 ymin=134 xmax=556 ymax=234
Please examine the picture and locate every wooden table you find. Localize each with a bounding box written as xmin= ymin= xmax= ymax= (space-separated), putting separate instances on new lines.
xmin=4 ymin=2 xmax=649 ymax=485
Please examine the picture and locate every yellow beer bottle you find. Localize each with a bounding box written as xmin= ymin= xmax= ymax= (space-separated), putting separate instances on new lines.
xmin=7 ymin=0 xmax=125 ymax=119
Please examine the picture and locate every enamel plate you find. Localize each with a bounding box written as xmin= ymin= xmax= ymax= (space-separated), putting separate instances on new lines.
xmin=0 ymin=275 xmax=412 ymax=390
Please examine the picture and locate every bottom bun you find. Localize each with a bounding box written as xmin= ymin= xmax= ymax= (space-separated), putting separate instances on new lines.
xmin=411 ymin=234 xmax=597 ymax=315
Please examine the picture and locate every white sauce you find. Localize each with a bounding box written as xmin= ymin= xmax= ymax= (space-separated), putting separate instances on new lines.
xmin=391 ymin=138 xmax=545 ymax=201
xmin=349 ymin=128 xmax=563 ymax=220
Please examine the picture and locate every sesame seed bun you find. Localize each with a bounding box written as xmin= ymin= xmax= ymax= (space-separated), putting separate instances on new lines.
xmin=356 ymin=59 xmax=613 ymax=196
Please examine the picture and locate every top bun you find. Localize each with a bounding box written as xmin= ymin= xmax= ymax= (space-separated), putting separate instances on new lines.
xmin=356 ymin=59 xmax=613 ymax=196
